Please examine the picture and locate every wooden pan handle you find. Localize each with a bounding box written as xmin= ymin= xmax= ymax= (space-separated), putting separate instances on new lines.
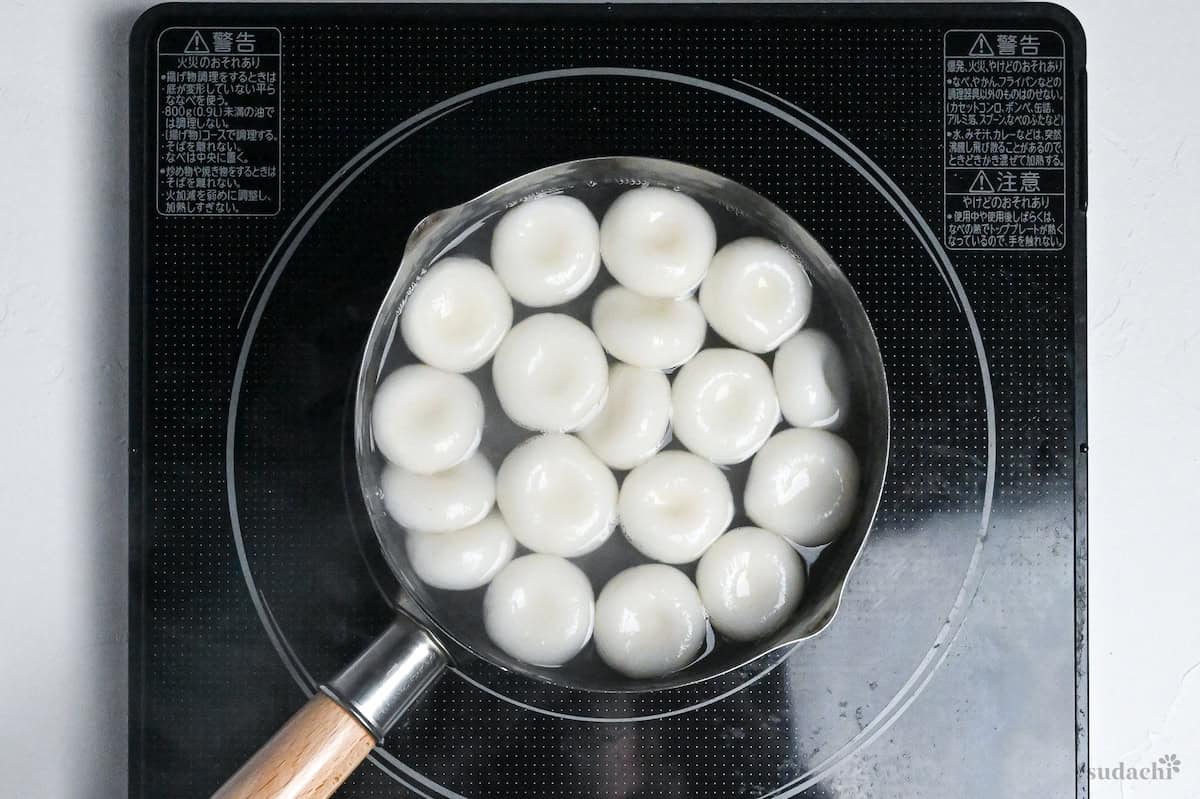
xmin=212 ymin=693 xmax=375 ymax=799
xmin=211 ymin=617 xmax=448 ymax=799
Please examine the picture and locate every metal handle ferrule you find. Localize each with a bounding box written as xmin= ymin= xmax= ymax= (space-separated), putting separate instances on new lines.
xmin=322 ymin=616 xmax=449 ymax=742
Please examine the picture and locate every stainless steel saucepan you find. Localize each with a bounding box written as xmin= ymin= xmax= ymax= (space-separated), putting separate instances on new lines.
xmin=212 ymin=157 xmax=890 ymax=799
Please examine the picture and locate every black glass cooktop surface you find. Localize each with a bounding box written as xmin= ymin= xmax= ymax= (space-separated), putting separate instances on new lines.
xmin=129 ymin=4 xmax=1087 ymax=797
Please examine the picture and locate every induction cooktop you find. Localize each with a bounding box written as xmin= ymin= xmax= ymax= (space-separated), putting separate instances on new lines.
xmin=129 ymin=4 xmax=1087 ymax=797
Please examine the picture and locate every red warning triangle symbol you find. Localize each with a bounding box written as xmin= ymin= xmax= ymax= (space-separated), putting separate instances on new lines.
xmin=968 ymin=34 xmax=994 ymax=56
xmin=184 ymin=30 xmax=210 ymax=54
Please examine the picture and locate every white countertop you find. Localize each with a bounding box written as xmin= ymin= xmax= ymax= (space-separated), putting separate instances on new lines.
xmin=0 ymin=1 xmax=1196 ymax=796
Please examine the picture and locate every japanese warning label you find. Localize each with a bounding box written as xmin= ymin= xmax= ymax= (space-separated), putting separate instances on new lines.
xmin=156 ymin=27 xmax=281 ymax=216
xmin=944 ymin=30 xmax=1066 ymax=251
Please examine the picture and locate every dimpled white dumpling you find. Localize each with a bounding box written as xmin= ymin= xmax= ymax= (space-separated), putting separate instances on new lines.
xmin=671 ymin=349 xmax=781 ymax=465
xmin=618 ymin=450 xmax=733 ymax=564
xmin=484 ymin=553 xmax=594 ymax=666
xmin=744 ymin=428 xmax=860 ymax=547
xmin=496 ymin=434 xmax=618 ymax=557
xmin=406 ymin=511 xmax=516 ymax=591
xmin=773 ymin=329 xmax=850 ymax=430
xmin=579 ymin=364 xmax=671 ymax=470
xmin=599 ymin=187 xmax=717 ymax=299
xmin=699 ymin=237 xmax=812 ymax=353
xmin=400 ymin=256 xmax=513 ymax=373
xmin=591 ymin=286 xmax=707 ymax=370
xmin=371 ymin=365 xmax=484 ymax=475
xmin=695 ymin=527 xmax=806 ymax=641
xmin=380 ymin=453 xmax=495 ymax=533
xmin=492 ymin=313 xmax=609 ymax=433
xmin=594 ymin=564 xmax=708 ymax=679
xmin=491 ymin=195 xmax=601 ymax=307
